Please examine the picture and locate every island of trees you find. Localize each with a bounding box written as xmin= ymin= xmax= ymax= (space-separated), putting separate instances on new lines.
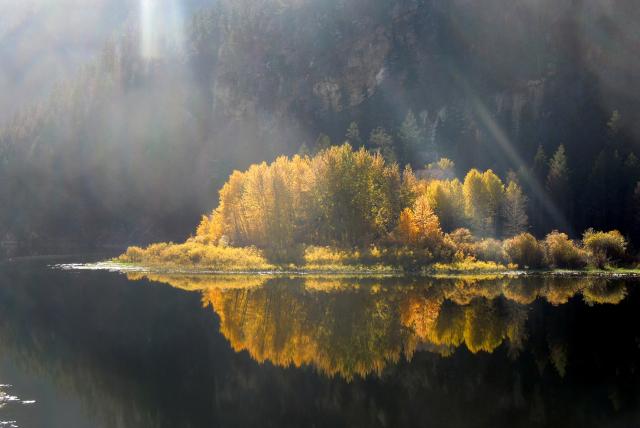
xmin=118 ymin=143 xmax=634 ymax=273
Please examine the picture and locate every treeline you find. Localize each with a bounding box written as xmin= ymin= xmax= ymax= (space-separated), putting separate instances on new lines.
xmin=187 ymin=144 xmax=630 ymax=269
xmin=194 ymin=143 xmax=530 ymax=248
xmin=307 ymin=118 xmax=640 ymax=242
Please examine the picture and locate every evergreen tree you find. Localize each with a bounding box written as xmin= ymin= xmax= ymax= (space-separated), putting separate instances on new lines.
xmin=369 ymin=127 xmax=396 ymax=163
xmin=532 ymin=145 xmax=548 ymax=180
xmin=298 ymin=142 xmax=311 ymax=156
xmin=634 ymin=182 xmax=640 ymax=238
xmin=314 ymin=134 xmax=332 ymax=153
xmin=398 ymin=110 xmax=422 ymax=166
xmin=607 ymin=110 xmax=621 ymax=138
xmin=587 ymin=150 xmax=623 ymax=229
xmin=546 ymin=145 xmax=571 ymax=228
xmin=529 ymin=144 xmax=549 ymax=233
xmin=345 ymin=122 xmax=361 ymax=147
xmin=623 ymin=154 xmax=640 ymax=233
xmin=502 ymin=181 xmax=529 ymax=237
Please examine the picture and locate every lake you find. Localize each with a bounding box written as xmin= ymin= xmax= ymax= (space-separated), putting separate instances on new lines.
xmin=1 ymin=256 xmax=639 ymax=427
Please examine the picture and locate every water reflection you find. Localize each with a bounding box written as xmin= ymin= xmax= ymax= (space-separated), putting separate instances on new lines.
xmin=2 ymin=261 xmax=640 ymax=427
xmin=128 ymin=273 xmax=628 ymax=380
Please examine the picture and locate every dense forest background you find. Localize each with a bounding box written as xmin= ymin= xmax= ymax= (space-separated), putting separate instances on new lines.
xmin=1 ymin=0 xmax=639 ymax=249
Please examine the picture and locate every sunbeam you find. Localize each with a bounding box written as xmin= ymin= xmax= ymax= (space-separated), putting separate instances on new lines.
xmin=140 ymin=0 xmax=185 ymax=60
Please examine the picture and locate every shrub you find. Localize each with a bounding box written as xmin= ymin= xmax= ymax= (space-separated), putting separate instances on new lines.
xmin=472 ymin=238 xmax=507 ymax=263
xmin=448 ymin=228 xmax=475 ymax=245
xmin=544 ymin=231 xmax=588 ymax=269
xmin=303 ymin=246 xmax=360 ymax=267
xmin=117 ymin=242 xmax=274 ymax=271
xmin=447 ymin=228 xmax=476 ymax=256
xmin=431 ymin=257 xmax=509 ymax=273
xmin=503 ymin=233 xmax=546 ymax=269
xmin=582 ymin=229 xmax=627 ymax=268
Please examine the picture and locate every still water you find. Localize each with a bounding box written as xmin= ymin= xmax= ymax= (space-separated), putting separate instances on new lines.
xmin=1 ymin=256 xmax=639 ymax=427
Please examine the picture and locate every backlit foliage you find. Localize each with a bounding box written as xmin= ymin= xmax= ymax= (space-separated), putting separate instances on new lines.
xmin=423 ymin=179 xmax=466 ymax=231
xmin=201 ymin=148 xmax=524 ymax=252
xmin=199 ymin=144 xmax=408 ymax=251
xmin=118 ymin=147 xmax=632 ymax=271
xmin=119 ymin=241 xmax=274 ymax=271
xmin=582 ymin=229 xmax=627 ymax=268
xmin=544 ymin=231 xmax=588 ymax=269
xmin=503 ymin=233 xmax=546 ymax=269
xmin=394 ymin=195 xmax=447 ymax=252
xmin=502 ymin=181 xmax=529 ymax=237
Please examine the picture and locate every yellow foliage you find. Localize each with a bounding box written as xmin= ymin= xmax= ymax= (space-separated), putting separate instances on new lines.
xmin=544 ymin=231 xmax=588 ymax=269
xmin=503 ymin=233 xmax=545 ymax=269
xmin=119 ymin=272 xmax=626 ymax=379
xmin=582 ymin=229 xmax=627 ymax=267
xmin=117 ymin=241 xmax=275 ymax=271
xmin=472 ymin=238 xmax=507 ymax=263
xmin=394 ymin=195 xmax=446 ymax=250
xmin=118 ymin=145 xmax=630 ymax=272
xmin=462 ymin=169 xmax=505 ymax=236
xmin=424 ymin=179 xmax=466 ymax=231
xmin=431 ymin=258 xmax=509 ymax=274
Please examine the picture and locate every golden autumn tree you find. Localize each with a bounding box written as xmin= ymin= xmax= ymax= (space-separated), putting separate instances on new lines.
xmin=309 ymin=144 xmax=405 ymax=246
xmin=463 ymin=169 xmax=505 ymax=236
xmin=394 ymin=194 xmax=451 ymax=259
xmin=424 ymin=179 xmax=466 ymax=232
xmin=196 ymin=144 xmax=411 ymax=257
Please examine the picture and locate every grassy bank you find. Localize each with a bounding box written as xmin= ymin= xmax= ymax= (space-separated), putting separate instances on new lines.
xmin=113 ymin=241 xmax=639 ymax=276
xmin=115 ymin=241 xmax=517 ymax=274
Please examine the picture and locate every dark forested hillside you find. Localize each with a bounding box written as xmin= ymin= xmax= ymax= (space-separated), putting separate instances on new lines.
xmin=1 ymin=0 xmax=639 ymax=249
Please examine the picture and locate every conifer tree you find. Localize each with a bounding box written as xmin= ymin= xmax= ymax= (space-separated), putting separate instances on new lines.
xmin=345 ymin=122 xmax=361 ymax=147
xmin=634 ymin=182 xmax=640 ymax=237
xmin=314 ymin=134 xmax=332 ymax=153
xmin=532 ymin=145 xmax=548 ymax=181
xmin=398 ymin=110 xmax=422 ymax=166
xmin=298 ymin=142 xmax=311 ymax=156
xmin=530 ymin=144 xmax=548 ymax=233
xmin=369 ymin=127 xmax=396 ymax=163
xmin=546 ymin=145 xmax=570 ymax=227
xmin=502 ymin=181 xmax=528 ymax=237
xmin=587 ymin=150 xmax=622 ymax=229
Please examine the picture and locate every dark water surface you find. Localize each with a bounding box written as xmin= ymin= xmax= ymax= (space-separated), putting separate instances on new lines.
xmin=1 ymin=257 xmax=640 ymax=427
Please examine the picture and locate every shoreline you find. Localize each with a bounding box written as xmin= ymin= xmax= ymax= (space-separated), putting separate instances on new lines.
xmin=56 ymin=261 xmax=640 ymax=278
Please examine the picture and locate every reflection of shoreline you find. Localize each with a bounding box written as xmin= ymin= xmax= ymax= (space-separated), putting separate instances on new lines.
xmin=94 ymin=260 xmax=640 ymax=277
xmin=128 ymin=273 xmax=628 ymax=380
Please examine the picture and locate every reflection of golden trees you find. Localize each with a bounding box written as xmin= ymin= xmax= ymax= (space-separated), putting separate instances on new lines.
xmin=128 ymin=273 xmax=628 ymax=380
xmin=202 ymin=281 xmax=408 ymax=380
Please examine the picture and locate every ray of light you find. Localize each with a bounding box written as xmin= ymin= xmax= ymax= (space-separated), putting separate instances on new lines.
xmin=467 ymin=87 xmax=573 ymax=234
xmin=140 ymin=0 xmax=185 ymax=60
